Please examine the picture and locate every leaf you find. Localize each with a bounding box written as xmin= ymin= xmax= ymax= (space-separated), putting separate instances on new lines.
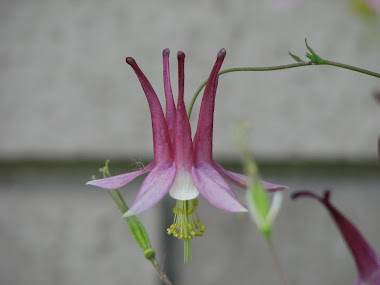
xmin=288 ymin=52 xmax=303 ymax=63
xmin=305 ymin=38 xmax=325 ymax=63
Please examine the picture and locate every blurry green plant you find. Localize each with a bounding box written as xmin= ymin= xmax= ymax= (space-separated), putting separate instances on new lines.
xmin=350 ymin=0 xmax=379 ymax=20
xmin=91 ymin=161 xmax=173 ymax=285
xmin=234 ymin=123 xmax=288 ymax=285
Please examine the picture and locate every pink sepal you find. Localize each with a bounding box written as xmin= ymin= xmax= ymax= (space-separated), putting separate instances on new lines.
xmin=212 ymin=161 xmax=288 ymax=192
xmin=174 ymin=51 xmax=193 ymax=170
xmin=124 ymin=161 xmax=176 ymax=216
xmin=86 ymin=162 xmax=155 ymax=190
xmin=192 ymin=162 xmax=247 ymax=212
xmin=162 ymin=49 xmax=176 ymax=144
xmin=193 ymin=49 xmax=226 ymax=163
xmin=126 ymin=57 xmax=173 ymax=162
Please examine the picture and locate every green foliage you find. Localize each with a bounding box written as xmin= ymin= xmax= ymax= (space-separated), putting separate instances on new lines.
xmin=233 ymin=123 xmax=276 ymax=240
xmin=305 ymin=39 xmax=325 ymax=63
xmin=288 ymin=52 xmax=303 ymax=63
xmin=95 ymin=161 xmax=155 ymax=259
xmin=349 ymin=0 xmax=378 ymax=20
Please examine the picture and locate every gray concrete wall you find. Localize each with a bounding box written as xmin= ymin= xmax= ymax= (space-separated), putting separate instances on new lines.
xmin=0 ymin=163 xmax=379 ymax=285
xmin=1 ymin=1 xmax=380 ymax=285
xmin=1 ymin=0 xmax=379 ymax=161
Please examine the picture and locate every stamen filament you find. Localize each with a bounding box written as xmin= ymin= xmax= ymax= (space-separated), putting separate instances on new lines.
xmin=167 ymin=199 xmax=205 ymax=263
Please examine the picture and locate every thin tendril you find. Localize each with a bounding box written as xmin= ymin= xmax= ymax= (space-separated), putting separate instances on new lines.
xmin=187 ymin=61 xmax=380 ymax=119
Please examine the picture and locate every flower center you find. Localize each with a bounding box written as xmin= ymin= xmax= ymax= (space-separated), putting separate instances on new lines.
xmin=167 ymin=199 xmax=205 ymax=263
xmin=168 ymin=170 xmax=199 ymax=200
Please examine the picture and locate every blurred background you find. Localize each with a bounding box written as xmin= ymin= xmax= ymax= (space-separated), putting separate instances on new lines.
xmin=1 ymin=0 xmax=380 ymax=284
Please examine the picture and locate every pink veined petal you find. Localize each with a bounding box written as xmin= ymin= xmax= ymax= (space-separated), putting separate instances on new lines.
xmin=123 ymin=161 xmax=176 ymax=217
xmin=193 ymin=49 xmax=226 ymax=163
xmin=86 ymin=162 xmax=155 ymax=190
xmin=126 ymin=57 xmax=173 ymax=162
xmin=162 ymin=49 xmax=176 ymax=144
xmin=293 ymin=190 xmax=380 ymax=284
xmin=212 ymin=161 xmax=288 ymax=192
xmin=192 ymin=161 xmax=247 ymax=212
xmin=174 ymin=51 xmax=193 ymax=171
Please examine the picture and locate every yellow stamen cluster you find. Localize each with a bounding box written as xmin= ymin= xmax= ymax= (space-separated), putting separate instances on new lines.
xmin=167 ymin=199 xmax=205 ymax=263
xmin=167 ymin=199 xmax=205 ymax=240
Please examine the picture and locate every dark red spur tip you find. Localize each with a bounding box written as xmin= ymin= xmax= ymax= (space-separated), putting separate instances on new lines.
xmin=126 ymin=57 xmax=136 ymax=65
xmin=163 ymin=48 xmax=170 ymax=57
xmin=177 ymin=51 xmax=185 ymax=60
xmin=217 ymin=48 xmax=226 ymax=58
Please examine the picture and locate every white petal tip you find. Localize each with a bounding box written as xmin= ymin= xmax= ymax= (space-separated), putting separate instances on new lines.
xmin=122 ymin=212 xmax=133 ymax=218
xmin=168 ymin=171 xmax=200 ymax=200
xmin=169 ymin=191 xmax=199 ymax=200
xmin=232 ymin=206 xmax=248 ymax=213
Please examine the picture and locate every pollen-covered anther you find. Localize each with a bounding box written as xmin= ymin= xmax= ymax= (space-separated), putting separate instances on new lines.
xmin=167 ymin=199 xmax=205 ymax=240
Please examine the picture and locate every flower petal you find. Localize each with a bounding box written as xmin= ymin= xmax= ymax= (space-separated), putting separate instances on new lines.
xmin=192 ymin=161 xmax=247 ymax=212
xmin=261 ymin=181 xmax=289 ymax=192
xmin=212 ymin=161 xmax=288 ymax=192
xmin=126 ymin=57 xmax=173 ymax=162
xmin=86 ymin=162 xmax=155 ymax=189
xmin=193 ymin=49 xmax=226 ymax=163
xmin=169 ymin=169 xmax=199 ymax=200
xmin=123 ymin=161 xmax=176 ymax=217
xmin=174 ymin=51 xmax=193 ymax=171
xmin=162 ymin=49 xmax=176 ymax=144
xmin=292 ymin=190 xmax=380 ymax=284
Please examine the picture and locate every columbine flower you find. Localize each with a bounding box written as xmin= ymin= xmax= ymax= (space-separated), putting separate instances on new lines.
xmin=87 ymin=49 xmax=286 ymax=262
xmin=292 ymin=190 xmax=380 ymax=285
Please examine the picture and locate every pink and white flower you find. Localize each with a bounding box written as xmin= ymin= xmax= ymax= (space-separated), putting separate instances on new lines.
xmin=87 ymin=49 xmax=286 ymax=247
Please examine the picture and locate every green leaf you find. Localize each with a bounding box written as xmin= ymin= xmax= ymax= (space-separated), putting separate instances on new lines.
xmin=247 ymin=179 xmax=273 ymax=240
xmin=305 ymin=38 xmax=325 ymax=63
xmin=126 ymin=215 xmax=151 ymax=250
xmin=288 ymin=52 xmax=303 ymax=63
xmin=306 ymin=52 xmax=315 ymax=61
xmin=250 ymin=180 xmax=270 ymax=220
xmin=97 ymin=160 xmax=153 ymax=252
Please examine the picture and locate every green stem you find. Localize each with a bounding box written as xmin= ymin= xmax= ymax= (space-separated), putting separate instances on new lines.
xmin=107 ymin=189 xmax=173 ymax=285
xmin=108 ymin=188 xmax=128 ymax=213
xmin=321 ymin=60 xmax=380 ymax=78
xmin=267 ymin=239 xmax=288 ymax=285
xmin=150 ymin=258 xmax=174 ymax=285
xmin=98 ymin=161 xmax=173 ymax=285
xmin=187 ymin=61 xmax=380 ymax=119
xmin=107 ymin=189 xmax=149 ymax=248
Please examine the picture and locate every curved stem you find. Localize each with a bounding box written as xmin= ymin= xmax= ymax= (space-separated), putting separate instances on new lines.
xmin=187 ymin=60 xmax=380 ymax=119
xmin=187 ymin=62 xmax=310 ymax=118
